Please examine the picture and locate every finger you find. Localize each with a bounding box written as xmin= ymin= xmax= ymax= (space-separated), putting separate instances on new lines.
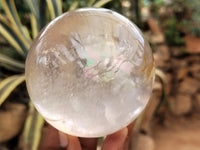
xmin=102 ymin=127 xmax=128 ymax=150
xmin=67 ymin=135 xmax=82 ymax=150
xmin=127 ymin=121 xmax=134 ymax=136
xmin=59 ymin=131 xmax=68 ymax=148
xmin=39 ymin=125 xmax=60 ymax=150
xmin=124 ymin=121 xmax=134 ymax=150
xmin=79 ymin=137 xmax=98 ymax=150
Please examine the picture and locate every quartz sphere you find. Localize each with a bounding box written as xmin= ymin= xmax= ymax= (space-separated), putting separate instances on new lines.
xmin=25 ymin=8 xmax=154 ymax=137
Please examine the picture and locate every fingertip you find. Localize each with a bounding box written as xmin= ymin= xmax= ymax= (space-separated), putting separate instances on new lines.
xmin=66 ymin=135 xmax=82 ymax=150
xmin=102 ymin=127 xmax=128 ymax=150
xmin=39 ymin=125 xmax=60 ymax=150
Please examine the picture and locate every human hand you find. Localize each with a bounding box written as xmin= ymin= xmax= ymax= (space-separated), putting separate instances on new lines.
xmin=39 ymin=122 xmax=134 ymax=150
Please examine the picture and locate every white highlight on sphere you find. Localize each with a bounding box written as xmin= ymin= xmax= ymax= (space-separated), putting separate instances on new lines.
xmin=25 ymin=8 xmax=155 ymax=137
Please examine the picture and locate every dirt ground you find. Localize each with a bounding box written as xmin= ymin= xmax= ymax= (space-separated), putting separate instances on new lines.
xmin=138 ymin=17 xmax=200 ymax=150
xmin=153 ymin=116 xmax=200 ymax=150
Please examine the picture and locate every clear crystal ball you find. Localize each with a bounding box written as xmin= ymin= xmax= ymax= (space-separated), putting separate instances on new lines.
xmin=25 ymin=8 xmax=154 ymax=137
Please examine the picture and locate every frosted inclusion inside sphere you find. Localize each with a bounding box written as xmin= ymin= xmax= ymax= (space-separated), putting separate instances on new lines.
xmin=25 ymin=8 xmax=154 ymax=137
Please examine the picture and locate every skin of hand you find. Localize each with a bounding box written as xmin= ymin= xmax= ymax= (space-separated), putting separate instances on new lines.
xmin=39 ymin=122 xmax=134 ymax=150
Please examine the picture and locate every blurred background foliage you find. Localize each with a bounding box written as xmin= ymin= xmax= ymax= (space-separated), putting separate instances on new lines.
xmin=0 ymin=0 xmax=200 ymax=149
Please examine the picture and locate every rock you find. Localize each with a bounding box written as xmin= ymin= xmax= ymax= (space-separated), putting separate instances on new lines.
xmin=177 ymin=68 xmax=188 ymax=80
xmin=189 ymin=64 xmax=200 ymax=80
xmin=171 ymin=58 xmax=187 ymax=68
xmin=184 ymin=34 xmax=200 ymax=54
xmin=130 ymin=133 xmax=155 ymax=150
xmin=154 ymin=53 xmax=166 ymax=68
xmin=147 ymin=18 xmax=165 ymax=44
xmin=195 ymin=94 xmax=200 ymax=110
xmin=165 ymin=73 xmax=173 ymax=95
xmin=178 ymin=78 xmax=199 ymax=94
xmin=154 ymin=45 xmax=170 ymax=68
xmin=158 ymin=45 xmax=170 ymax=61
xmin=170 ymin=94 xmax=192 ymax=116
xmin=0 ymin=103 xmax=27 ymax=143
xmin=189 ymin=64 xmax=200 ymax=73
xmin=193 ymin=72 xmax=200 ymax=81
xmin=148 ymin=18 xmax=162 ymax=35
xmin=151 ymin=34 xmax=165 ymax=44
xmin=141 ymin=7 xmax=150 ymax=21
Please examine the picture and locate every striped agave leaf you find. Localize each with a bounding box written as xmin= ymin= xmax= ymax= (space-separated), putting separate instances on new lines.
xmin=93 ymin=0 xmax=113 ymax=7
xmin=23 ymin=102 xmax=45 ymax=150
xmin=0 ymin=75 xmax=25 ymax=106
xmin=25 ymin=0 xmax=47 ymax=36
xmin=69 ymin=1 xmax=79 ymax=10
xmin=0 ymin=18 xmax=27 ymax=56
xmin=88 ymin=0 xmax=97 ymax=6
xmin=46 ymin=0 xmax=62 ymax=19
xmin=25 ymin=0 xmax=40 ymax=37
xmin=1 ymin=0 xmax=31 ymax=51
xmin=0 ymin=53 xmax=25 ymax=72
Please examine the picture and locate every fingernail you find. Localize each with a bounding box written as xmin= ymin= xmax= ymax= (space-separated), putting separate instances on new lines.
xmin=59 ymin=131 xmax=68 ymax=148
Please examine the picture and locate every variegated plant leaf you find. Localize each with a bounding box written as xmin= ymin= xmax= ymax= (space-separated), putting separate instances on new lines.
xmin=46 ymin=0 xmax=62 ymax=19
xmin=93 ymin=0 xmax=112 ymax=7
xmin=23 ymin=102 xmax=44 ymax=150
xmin=1 ymin=0 xmax=31 ymax=50
xmin=0 ymin=53 xmax=24 ymax=72
xmin=0 ymin=21 xmax=26 ymax=56
xmin=69 ymin=1 xmax=79 ymax=10
xmin=0 ymin=75 xmax=25 ymax=106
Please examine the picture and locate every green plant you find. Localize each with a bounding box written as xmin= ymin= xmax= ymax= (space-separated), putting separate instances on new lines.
xmin=149 ymin=0 xmax=200 ymax=38
xmin=0 ymin=0 xmax=112 ymax=149
xmin=177 ymin=0 xmax=200 ymax=37
xmin=164 ymin=17 xmax=185 ymax=46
